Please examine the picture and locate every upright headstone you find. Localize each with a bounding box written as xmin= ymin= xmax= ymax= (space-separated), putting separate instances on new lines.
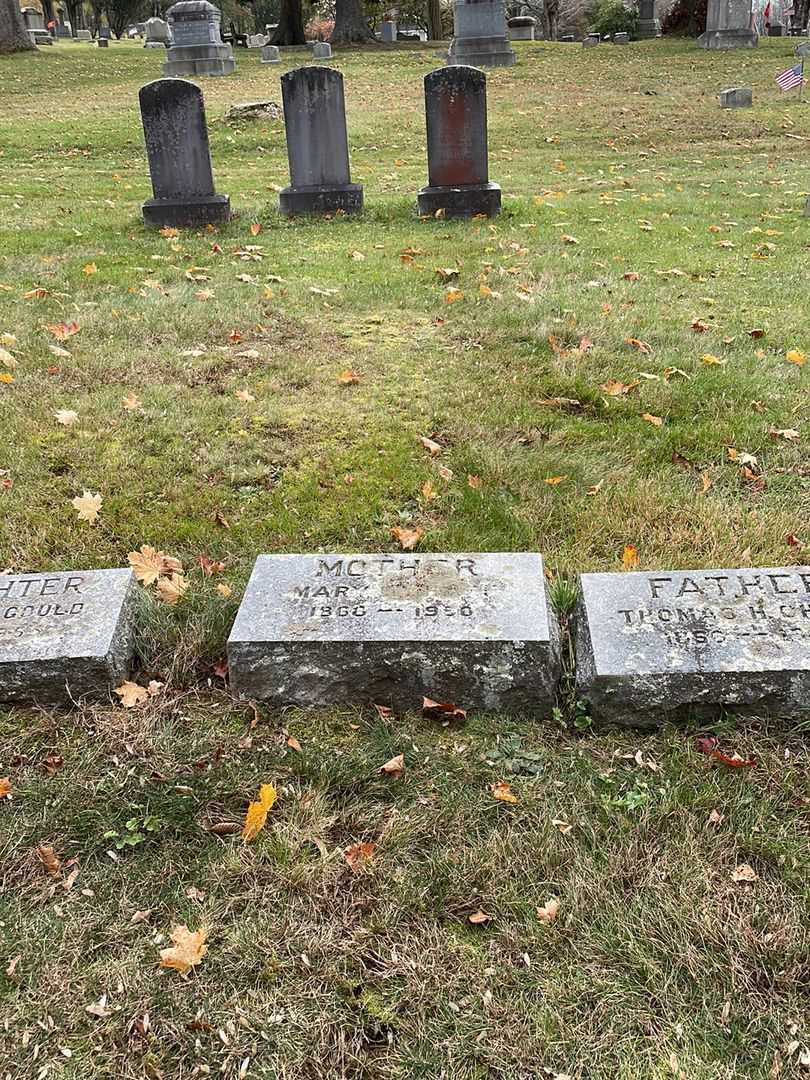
xmin=139 ymin=78 xmax=231 ymax=227
xmin=698 ymin=0 xmax=758 ymax=47
xmin=381 ymin=20 xmax=397 ymax=42
xmin=0 ymin=568 xmax=135 ymax=707
xmin=163 ymin=1 xmax=236 ymax=77
xmin=76 ymin=28 xmax=91 ymax=41
xmin=575 ymin=566 xmax=810 ymax=725
xmin=261 ymin=43 xmax=281 ymax=62
xmin=637 ymin=0 xmax=661 ymax=37
xmin=508 ymin=15 xmax=536 ymax=38
xmin=98 ymin=25 xmax=111 ymax=38
xmin=21 ymin=7 xmax=45 ymax=29
xmin=312 ymin=41 xmax=332 ymax=57
xmin=448 ymin=0 xmax=516 ymax=66
xmin=145 ymin=16 xmax=171 ymax=47
xmin=247 ymin=32 xmax=268 ymax=47
xmin=279 ymin=67 xmax=363 ymax=215
xmin=613 ymin=30 xmax=630 ymax=43
xmin=417 ymin=66 xmax=501 ymax=218
xmin=583 ymin=32 xmax=600 ymax=45
xmin=719 ymin=86 xmax=752 ymax=106
xmin=228 ymin=553 xmax=562 ymax=714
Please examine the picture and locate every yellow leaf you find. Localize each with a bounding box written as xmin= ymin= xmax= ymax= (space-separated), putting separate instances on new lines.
xmin=159 ymin=227 xmax=180 ymax=238
xmin=115 ymin=681 xmax=149 ymax=708
xmin=128 ymin=545 xmax=166 ymax=586
xmin=82 ymin=262 xmax=97 ymax=276
xmin=468 ymin=909 xmax=493 ymax=924
xmin=72 ymin=490 xmax=102 ymax=524
xmin=536 ymin=897 xmax=561 ymax=924
xmin=159 ymin=925 xmax=209 ymax=975
xmin=445 ymin=287 xmax=464 ymax=304
xmin=601 ymin=379 xmax=639 ymax=397
xmin=419 ymin=435 xmax=442 ymax=457
xmin=491 ymin=781 xmax=518 ymax=804
xmin=701 ymin=354 xmax=725 ymax=366
xmin=391 ymin=525 xmax=423 ymax=551
xmin=642 ymin=413 xmax=663 ymax=427
xmin=421 ymin=480 xmax=438 ymax=502
xmin=242 ymin=782 xmax=277 ymax=842
xmin=0 ymin=372 xmax=15 ymax=384
xmin=156 ymin=574 xmax=188 ymax=606
xmin=622 ymin=544 xmax=639 ymax=569
xmin=786 ymin=349 xmax=806 ymax=366
xmin=216 ymin=582 xmax=233 ymax=599
xmin=544 ymin=475 xmax=568 ymax=486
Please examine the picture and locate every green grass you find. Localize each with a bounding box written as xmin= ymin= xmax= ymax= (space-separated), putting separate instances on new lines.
xmin=1 ymin=38 xmax=809 ymax=1079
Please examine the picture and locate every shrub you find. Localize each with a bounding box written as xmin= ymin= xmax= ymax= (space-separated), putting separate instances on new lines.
xmin=588 ymin=0 xmax=638 ymax=36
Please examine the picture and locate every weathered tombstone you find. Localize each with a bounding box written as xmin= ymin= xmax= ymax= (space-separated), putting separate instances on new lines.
xmin=719 ymin=86 xmax=753 ymax=106
xmin=279 ymin=67 xmax=363 ymax=215
xmin=0 ymin=568 xmax=135 ymax=707
xmin=163 ymin=0 xmax=236 ymax=77
xmin=560 ymin=33 xmax=575 ymax=40
xmin=613 ymin=31 xmax=630 ymax=43
xmin=21 ymin=7 xmax=45 ymax=29
xmin=98 ymin=25 xmax=111 ymax=38
xmin=247 ymin=32 xmax=268 ymax=47
xmin=312 ymin=40 xmax=332 ymax=57
xmin=768 ymin=21 xmax=785 ymax=34
xmin=145 ymin=16 xmax=171 ymax=47
xmin=448 ymin=0 xmax=516 ymax=66
xmin=97 ymin=37 xmax=109 ymax=46
xmin=418 ymin=66 xmax=500 ymax=218
xmin=583 ymin=32 xmax=600 ymax=45
xmin=637 ymin=0 xmax=661 ymax=37
xmin=228 ymin=553 xmax=561 ymax=714
xmin=381 ymin=20 xmax=397 ymax=41
xmin=139 ymin=78 xmax=231 ymax=227
xmin=698 ymin=0 xmax=758 ymax=47
xmin=261 ymin=43 xmax=280 ymax=62
xmin=507 ymin=15 xmax=536 ymax=38
xmin=77 ymin=28 xmax=92 ymax=41
xmin=28 ymin=28 xmax=54 ymax=44
xmin=575 ymin=566 xmax=810 ymax=726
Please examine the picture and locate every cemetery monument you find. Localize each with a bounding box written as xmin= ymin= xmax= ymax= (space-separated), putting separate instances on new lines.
xmin=448 ymin=0 xmax=516 ymax=67
xmin=698 ymin=0 xmax=758 ymax=48
xmin=162 ymin=0 xmax=236 ymax=78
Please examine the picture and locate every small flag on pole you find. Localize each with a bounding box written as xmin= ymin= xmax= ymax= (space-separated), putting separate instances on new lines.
xmin=776 ymin=63 xmax=804 ymax=91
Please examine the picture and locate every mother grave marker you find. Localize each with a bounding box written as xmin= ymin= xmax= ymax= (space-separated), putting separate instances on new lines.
xmin=228 ymin=553 xmax=561 ymax=714
xmin=139 ymin=78 xmax=231 ymax=228
xmin=575 ymin=566 xmax=810 ymax=725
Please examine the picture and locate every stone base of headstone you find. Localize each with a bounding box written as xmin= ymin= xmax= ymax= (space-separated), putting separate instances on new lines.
xmin=28 ymin=28 xmax=54 ymax=44
xmin=636 ymin=19 xmax=661 ymax=37
xmin=0 ymin=568 xmax=136 ymax=707
xmin=575 ymin=566 xmax=810 ymax=726
xmin=97 ymin=37 xmax=109 ymax=46
xmin=163 ymin=43 xmax=236 ymax=76
xmin=448 ymin=35 xmax=516 ymax=65
xmin=142 ymin=193 xmax=230 ymax=227
xmin=719 ymin=86 xmax=752 ymax=107
xmin=227 ymin=553 xmax=562 ymax=715
xmin=418 ymin=181 xmax=501 ymax=218
xmin=613 ymin=31 xmax=630 ymax=43
xmin=279 ymin=183 xmax=363 ymax=216
xmin=145 ymin=40 xmax=167 ymax=48
xmin=697 ymin=27 xmax=758 ymax=47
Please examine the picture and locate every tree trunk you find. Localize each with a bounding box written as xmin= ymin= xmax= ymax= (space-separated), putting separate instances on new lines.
xmin=271 ymin=0 xmax=305 ymax=44
xmin=0 ymin=0 xmax=37 ymax=52
xmin=331 ymin=0 xmax=374 ymax=44
xmin=426 ymin=0 xmax=443 ymax=38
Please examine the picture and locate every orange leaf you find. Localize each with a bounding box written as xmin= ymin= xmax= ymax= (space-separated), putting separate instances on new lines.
xmin=391 ymin=525 xmax=423 ymax=551
xmin=0 ymin=778 xmax=11 ymax=797
xmin=37 ymin=844 xmax=61 ymax=877
xmin=242 ymin=783 xmax=277 ymax=842
xmin=159 ymin=925 xmax=209 ymax=975
xmin=642 ymin=413 xmax=663 ymax=427
xmin=250 ymin=223 xmax=262 ymax=236
xmin=622 ymin=544 xmax=639 ymax=569
xmin=337 ymin=369 xmax=360 ymax=385
xmin=344 ymin=841 xmax=376 ymax=872
xmin=544 ymin=475 xmax=568 ymax=486
xmin=47 ymin=321 xmax=80 ymax=341
xmin=491 ymin=781 xmax=518 ymax=805
xmin=624 ymin=337 xmax=651 ymax=355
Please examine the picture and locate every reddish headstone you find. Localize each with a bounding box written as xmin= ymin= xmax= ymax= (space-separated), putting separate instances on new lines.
xmin=417 ymin=66 xmax=500 ymax=218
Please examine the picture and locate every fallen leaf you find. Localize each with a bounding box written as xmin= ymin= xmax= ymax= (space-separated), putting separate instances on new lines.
xmin=374 ymin=703 xmax=395 ymax=720
xmin=642 ymin=413 xmax=663 ymax=427
xmin=707 ymin=808 xmax=724 ymax=827
xmin=691 ymin=318 xmax=711 ymax=333
xmin=380 ymin=753 xmax=405 ymax=779
xmin=72 ymin=490 xmax=102 ymax=524
xmin=467 ymin=474 xmax=482 ymax=490
xmin=435 ymin=267 xmax=460 ymax=283
xmin=445 ymin=287 xmax=464 ymax=304
xmin=37 ymin=844 xmax=61 ymax=877
xmin=128 ymin=545 xmax=168 ymax=586
xmin=159 ymin=925 xmax=209 ymax=975
xmin=623 ymin=271 xmax=640 ymax=281
xmin=732 ymin=863 xmax=758 ymax=883
xmin=0 ymin=778 xmax=11 ymax=797
xmin=85 ymin=996 xmax=110 ymax=1019
xmin=47 ymin=321 xmax=80 ymax=341
xmin=337 ymin=369 xmax=360 ymax=385
xmin=419 ymin=435 xmax=442 ymax=457
xmin=115 ymin=681 xmax=149 ymax=708
xmin=242 ymin=783 xmax=278 ymax=842
xmin=286 ymin=735 xmax=302 ymax=752
xmin=55 ymin=409 xmax=79 ymax=426
xmin=159 ymin=226 xmax=180 ymax=238
xmin=747 ymin=328 xmax=765 ymax=339
xmin=625 ymin=337 xmax=652 ymax=354
xmin=561 ymin=234 xmax=579 ymax=245
xmin=536 ymin=897 xmax=561 ymax=924
xmin=552 ymin=818 xmax=573 ymax=834
xmin=216 ymin=582 xmax=233 ymax=598
xmin=344 ymin=841 xmax=376 ymax=872
xmin=391 ymin=525 xmax=423 ymax=551
xmin=544 ymin=475 xmax=568 ymax=486
xmin=421 ymin=480 xmax=438 ymax=501
xmin=468 ymin=909 xmax=493 ymax=924
xmin=695 ymin=736 xmax=756 ymax=768
xmin=601 ymin=379 xmax=639 ymax=397
xmin=491 ymin=781 xmax=519 ymax=804
xmin=250 ymin=222 xmax=262 ymax=236
xmin=769 ymin=428 xmax=800 ymax=441
xmin=82 ymin=262 xmax=97 ymax=276
xmin=622 ymin=544 xmax=639 ymax=569
xmin=122 ymin=391 xmax=142 ymax=410
xmin=48 ymin=344 xmax=71 ymax=359
xmin=785 ymin=349 xmax=806 ymax=366
xmin=422 ymin=696 xmax=467 ymax=722
xmin=156 ymin=574 xmax=188 ymax=606
xmin=235 ymin=389 xmax=255 ymax=402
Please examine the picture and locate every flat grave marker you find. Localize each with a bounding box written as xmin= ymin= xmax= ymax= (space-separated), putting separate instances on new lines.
xmin=228 ymin=553 xmax=561 ymax=714
xmin=576 ymin=566 xmax=810 ymax=725
xmin=0 ymin=568 xmax=136 ymax=706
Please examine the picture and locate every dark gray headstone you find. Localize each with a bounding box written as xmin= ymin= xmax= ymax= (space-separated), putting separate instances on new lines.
xmin=613 ymin=31 xmax=630 ymax=43
xmin=97 ymin=36 xmax=109 ymax=46
xmin=380 ymin=21 xmax=397 ymax=41
xmin=576 ymin=566 xmax=810 ymax=725
xmin=418 ymin=66 xmax=500 ymax=218
xmin=228 ymin=553 xmax=561 ymax=714
xmin=279 ymin=67 xmax=363 ymax=216
xmin=0 ymin=568 xmax=136 ymax=706
xmin=139 ymin=78 xmax=230 ymax=228
xmin=637 ymin=0 xmax=661 ymax=37
xmin=719 ymin=86 xmax=753 ymax=107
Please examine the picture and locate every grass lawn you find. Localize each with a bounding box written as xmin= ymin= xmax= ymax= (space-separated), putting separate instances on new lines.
xmin=0 ymin=37 xmax=809 ymax=1079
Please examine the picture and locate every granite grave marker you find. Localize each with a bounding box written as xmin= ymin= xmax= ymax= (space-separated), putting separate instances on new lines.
xmin=279 ymin=67 xmax=363 ymax=215
xmin=637 ymin=0 xmax=661 ymax=37
xmin=719 ymin=86 xmax=753 ymax=106
xmin=448 ymin=0 xmax=516 ymax=66
xmin=0 ymin=568 xmax=135 ymax=706
xmin=163 ymin=0 xmax=236 ymax=77
xmin=139 ymin=78 xmax=231 ymax=227
xmin=312 ymin=41 xmax=332 ymax=57
xmin=418 ymin=65 xmax=501 ymax=218
xmin=698 ymin=0 xmax=758 ymax=48
xmin=575 ymin=566 xmax=810 ymax=725
xmin=261 ymin=43 xmax=280 ymax=62
xmin=228 ymin=553 xmax=561 ymax=713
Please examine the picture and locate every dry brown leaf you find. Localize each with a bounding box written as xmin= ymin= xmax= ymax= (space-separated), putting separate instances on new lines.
xmin=601 ymin=379 xmax=639 ymax=397
xmin=691 ymin=318 xmax=711 ymax=333
xmin=72 ymin=490 xmax=102 ymax=524
xmin=467 ymin=474 xmax=482 ymax=490
xmin=435 ymin=267 xmax=460 ymax=282
xmin=419 ymin=435 xmax=442 ymax=457
xmin=769 ymin=428 xmax=800 ymax=441
xmin=47 ymin=320 xmax=80 ymax=341
xmin=642 ymin=413 xmax=663 ymax=427
xmin=380 ymin=753 xmax=405 ymax=779
xmin=55 ymin=409 xmax=79 ymax=426
xmin=37 ymin=844 xmax=61 ymax=877
xmin=491 ymin=781 xmax=519 ymax=805
xmin=242 ymin=783 xmax=277 ymax=842
xmin=624 ymin=337 xmax=651 ymax=354
xmin=235 ymin=388 xmax=255 ymax=402
xmin=122 ymin=390 xmax=142 ymax=411
xmin=115 ymin=681 xmax=149 ymax=708
xmin=391 ymin=525 xmax=423 ymax=551
xmin=156 ymin=574 xmax=188 ymax=606
xmin=128 ymin=545 xmax=166 ymax=586
xmin=422 ymin=696 xmax=467 ymax=721
xmin=445 ymin=287 xmax=464 ymax=304
xmin=536 ymin=897 xmax=561 ymax=924
xmin=159 ymin=925 xmax=209 ymax=975
xmin=216 ymin=581 xmax=233 ymax=599
xmin=0 ymin=777 xmax=10 ymax=798
xmin=344 ymin=841 xmax=376 ymax=872
xmin=468 ymin=909 xmax=493 ymax=924
xmin=732 ymin=863 xmax=758 ymax=883
xmin=337 ymin=369 xmax=361 ymax=385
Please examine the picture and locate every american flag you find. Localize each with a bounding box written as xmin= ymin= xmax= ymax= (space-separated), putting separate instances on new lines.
xmin=776 ymin=63 xmax=804 ymax=90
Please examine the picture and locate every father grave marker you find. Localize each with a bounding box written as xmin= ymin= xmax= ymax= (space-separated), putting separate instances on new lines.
xmin=228 ymin=553 xmax=561 ymax=714
xmin=139 ymin=78 xmax=231 ymax=227
xmin=575 ymin=566 xmax=810 ymax=725
xmin=0 ymin=568 xmax=135 ymax=707
xmin=279 ymin=67 xmax=363 ymax=215
xmin=418 ymin=66 xmax=501 ymax=218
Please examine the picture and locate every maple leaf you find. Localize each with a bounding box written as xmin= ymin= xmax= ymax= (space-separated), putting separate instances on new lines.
xmin=122 ymin=391 xmax=142 ymax=410
xmin=159 ymin=925 xmax=209 ymax=975
xmin=128 ymin=545 xmax=166 ymax=585
xmin=198 ymin=554 xmax=226 ymax=576
xmin=344 ymin=841 xmax=376 ymax=872
xmin=536 ymin=897 xmax=561 ymax=924
xmin=72 ymin=490 xmax=102 ymax=524
xmin=770 ymin=428 xmax=800 ymax=441
xmin=0 ymin=372 xmax=14 ymax=385
xmin=380 ymin=753 xmax=405 ymax=779
xmin=491 ymin=781 xmax=519 ymax=804
xmin=419 ymin=435 xmax=442 ymax=457
xmin=622 ymin=544 xmax=639 ymax=569
xmin=47 ymin=321 xmax=80 ymax=341
xmin=157 ymin=574 xmax=188 ymax=606
xmin=642 ymin=413 xmax=663 ymax=427
xmin=242 ymin=782 xmax=278 ymax=842
xmin=337 ymin=370 xmax=360 ymax=385
xmin=0 ymin=778 xmax=11 ymax=798
xmin=468 ymin=909 xmax=493 ymax=924
xmin=37 ymin=844 xmax=61 ymax=876
xmin=55 ymin=409 xmax=79 ymax=426
xmin=391 ymin=526 xmax=423 ymax=551
xmin=785 ymin=349 xmax=806 ymax=366
xmin=115 ymin=681 xmax=149 ymax=708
